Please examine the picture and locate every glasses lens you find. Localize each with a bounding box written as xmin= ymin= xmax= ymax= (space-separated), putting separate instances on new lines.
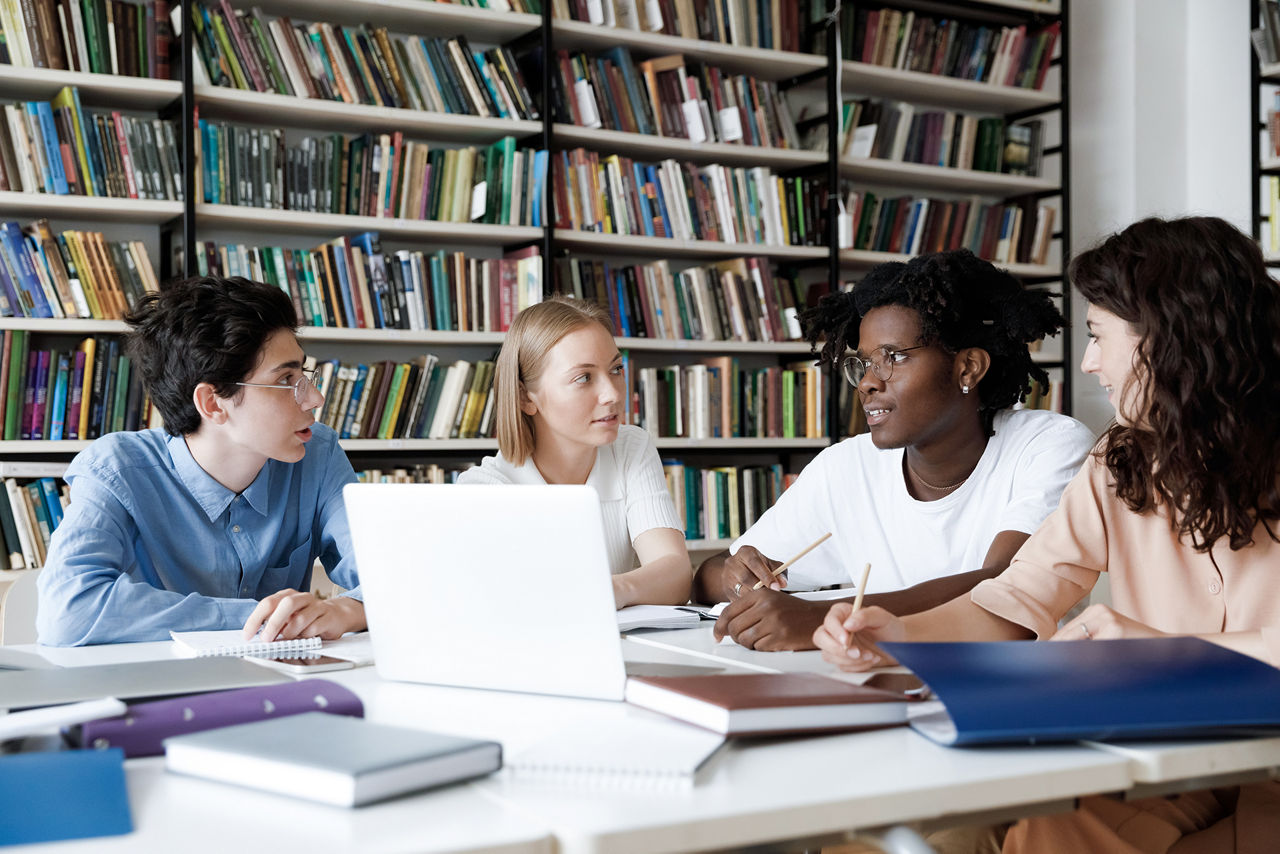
xmin=841 ymin=357 xmax=865 ymax=387
xmin=294 ymin=374 xmax=317 ymax=406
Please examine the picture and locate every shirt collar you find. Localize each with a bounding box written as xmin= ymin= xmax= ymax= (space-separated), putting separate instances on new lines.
xmin=167 ymin=434 xmax=272 ymax=521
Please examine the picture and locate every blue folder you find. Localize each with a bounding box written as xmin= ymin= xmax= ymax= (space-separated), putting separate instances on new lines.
xmin=881 ymin=637 xmax=1280 ymax=746
xmin=0 ymin=749 xmax=133 ymax=846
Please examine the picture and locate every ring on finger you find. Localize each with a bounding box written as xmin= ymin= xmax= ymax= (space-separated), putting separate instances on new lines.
xmin=733 ymin=581 xmax=743 ymax=596
xmin=1081 ymin=622 xmax=1092 ymax=640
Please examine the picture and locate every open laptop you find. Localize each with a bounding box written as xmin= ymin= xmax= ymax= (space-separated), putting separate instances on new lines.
xmin=347 ymin=483 xmax=698 ymax=701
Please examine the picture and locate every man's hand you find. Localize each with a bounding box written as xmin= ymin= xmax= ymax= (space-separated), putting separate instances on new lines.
xmin=713 ymin=589 xmax=829 ymax=650
xmin=242 ymin=589 xmax=367 ymax=642
xmin=722 ymin=545 xmax=786 ymax=597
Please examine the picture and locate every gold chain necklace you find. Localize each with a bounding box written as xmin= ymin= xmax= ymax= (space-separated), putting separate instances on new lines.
xmin=904 ymin=458 xmax=970 ymax=493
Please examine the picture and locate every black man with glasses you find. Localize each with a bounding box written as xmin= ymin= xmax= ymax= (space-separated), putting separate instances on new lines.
xmin=37 ymin=277 xmax=366 ymax=646
xmin=692 ymin=250 xmax=1095 ymax=651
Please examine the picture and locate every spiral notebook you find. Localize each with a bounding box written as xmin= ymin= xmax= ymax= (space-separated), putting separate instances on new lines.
xmin=505 ymin=715 xmax=727 ymax=789
xmin=170 ymin=630 xmax=324 ymax=659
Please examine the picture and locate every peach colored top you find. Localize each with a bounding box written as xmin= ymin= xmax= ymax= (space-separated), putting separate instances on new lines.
xmin=972 ymin=454 xmax=1280 ymax=666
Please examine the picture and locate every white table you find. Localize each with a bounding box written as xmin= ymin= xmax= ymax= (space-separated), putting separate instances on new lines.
xmin=5 ymin=632 xmax=1274 ymax=854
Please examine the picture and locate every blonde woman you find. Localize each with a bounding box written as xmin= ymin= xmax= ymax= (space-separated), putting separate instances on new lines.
xmin=458 ymin=297 xmax=692 ymax=607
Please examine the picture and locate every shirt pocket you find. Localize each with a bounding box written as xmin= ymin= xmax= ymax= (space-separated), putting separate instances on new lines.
xmin=258 ymin=537 xmax=316 ymax=596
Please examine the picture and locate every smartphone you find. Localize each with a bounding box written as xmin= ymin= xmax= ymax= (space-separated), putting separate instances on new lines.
xmin=244 ymin=655 xmax=355 ymax=674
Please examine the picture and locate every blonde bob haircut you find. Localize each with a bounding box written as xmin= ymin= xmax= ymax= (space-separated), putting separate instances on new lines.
xmin=495 ymin=296 xmax=615 ymax=465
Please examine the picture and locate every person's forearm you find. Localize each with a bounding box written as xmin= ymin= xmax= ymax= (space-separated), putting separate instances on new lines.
xmin=899 ymin=594 xmax=1034 ymax=642
xmin=691 ymin=551 xmax=731 ymax=604
xmin=862 ymin=566 xmax=1005 ymax=617
xmin=615 ymin=555 xmax=692 ymax=608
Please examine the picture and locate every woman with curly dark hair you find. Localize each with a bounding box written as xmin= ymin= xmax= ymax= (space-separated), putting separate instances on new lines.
xmin=815 ymin=215 xmax=1280 ymax=853
xmin=694 ymin=249 xmax=1095 ymax=650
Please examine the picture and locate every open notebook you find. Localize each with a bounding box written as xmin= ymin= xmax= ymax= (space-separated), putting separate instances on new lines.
xmin=169 ymin=630 xmax=323 ymax=659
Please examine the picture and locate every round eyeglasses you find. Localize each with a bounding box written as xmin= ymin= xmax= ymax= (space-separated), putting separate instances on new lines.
xmin=235 ymin=370 xmax=321 ymax=407
xmin=840 ymin=345 xmax=929 ymax=386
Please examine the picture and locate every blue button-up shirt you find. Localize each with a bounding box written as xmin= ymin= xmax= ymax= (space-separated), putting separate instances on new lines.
xmin=36 ymin=423 xmax=360 ymax=646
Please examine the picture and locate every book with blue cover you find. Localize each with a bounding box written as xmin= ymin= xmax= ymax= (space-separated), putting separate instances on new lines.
xmin=0 ymin=749 xmax=133 ymax=845
xmin=883 ymin=637 xmax=1280 ymax=746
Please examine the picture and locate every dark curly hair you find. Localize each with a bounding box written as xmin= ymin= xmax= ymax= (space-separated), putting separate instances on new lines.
xmin=1070 ymin=216 xmax=1280 ymax=552
xmin=125 ymin=277 xmax=298 ymax=436
xmin=801 ymin=249 xmax=1064 ymax=434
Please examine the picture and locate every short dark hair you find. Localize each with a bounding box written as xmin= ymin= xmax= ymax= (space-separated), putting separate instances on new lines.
xmin=801 ymin=249 xmax=1064 ymax=434
xmin=125 ymin=277 xmax=298 ymax=436
xmin=1070 ymin=215 xmax=1280 ymax=552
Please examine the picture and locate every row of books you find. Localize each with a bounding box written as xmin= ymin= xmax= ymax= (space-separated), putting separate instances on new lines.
xmin=553 ymin=256 xmax=806 ymax=343
xmin=0 ymin=87 xmax=182 ymax=199
xmin=0 ymin=332 xmax=155 ymax=442
xmin=843 ymin=8 xmax=1061 ymax=91
xmin=0 ymin=0 xmax=172 ymax=78
xmin=190 ymin=4 xmax=538 ymax=121
xmin=0 ymin=476 xmax=67 ymax=570
xmin=1022 ymin=375 xmax=1063 ymax=413
xmin=1262 ymin=176 xmax=1280 ymax=255
xmin=555 ymin=148 xmax=827 ymax=246
xmin=353 ymin=464 xmax=471 ymax=484
xmin=0 ymin=219 xmax=158 ymax=320
xmin=662 ymin=461 xmax=796 ymax=542
xmin=838 ymin=191 xmax=1056 ymax=267
xmin=552 ymin=49 xmax=799 ymax=149
xmin=191 ymin=238 xmax=542 ymax=333
xmin=309 ymin=355 xmax=497 ymax=442
xmin=1251 ymin=0 xmax=1280 ymax=65
xmin=831 ymin=101 xmax=1043 ymax=177
xmin=196 ymin=124 xmax=546 ymax=226
xmin=551 ymin=0 xmax=824 ymax=55
xmin=630 ymin=360 xmax=827 ymax=440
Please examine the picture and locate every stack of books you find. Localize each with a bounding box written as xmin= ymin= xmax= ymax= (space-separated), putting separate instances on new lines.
xmin=0 ymin=220 xmax=158 ymax=320
xmin=552 ymin=49 xmax=800 ymax=149
xmin=190 ymin=5 xmax=538 ymax=120
xmin=193 ymin=238 xmax=541 ymax=333
xmin=554 ymin=256 xmax=806 ymax=343
xmin=0 ymin=0 xmax=173 ymax=78
xmin=556 ymin=148 xmax=826 ymax=246
xmin=1 ymin=87 xmax=182 ymax=200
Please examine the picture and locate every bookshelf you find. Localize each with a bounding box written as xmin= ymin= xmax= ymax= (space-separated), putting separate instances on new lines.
xmin=0 ymin=0 xmax=1072 ymax=556
xmin=1253 ymin=2 xmax=1280 ymax=264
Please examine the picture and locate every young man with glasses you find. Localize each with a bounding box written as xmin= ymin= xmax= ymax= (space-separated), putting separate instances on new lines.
xmin=692 ymin=250 xmax=1096 ymax=650
xmin=37 ymin=277 xmax=365 ymax=646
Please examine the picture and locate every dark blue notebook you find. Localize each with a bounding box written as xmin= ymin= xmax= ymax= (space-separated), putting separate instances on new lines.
xmin=881 ymin=637 xmax=1280 ymax=746
xmin=0 ymin=748 xmax=133 ymax=845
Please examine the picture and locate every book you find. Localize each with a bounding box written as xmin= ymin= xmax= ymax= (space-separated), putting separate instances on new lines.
xmin=0 ymin=748 xmax=133 ymax=845
xmin=616 ymin=604 xmax=705 ymax=632
xmin=624 ymin=672 xmax=920 ymax=736
xmin=170 ymin=628 xmax=324 ymax=659
xmin=73 ymin=678 xmax=364 ymax=758
xmin=164 ymin=711 xmax=502 ymax=807
xmin=882 ymin=637 xmax=1280 ymax=746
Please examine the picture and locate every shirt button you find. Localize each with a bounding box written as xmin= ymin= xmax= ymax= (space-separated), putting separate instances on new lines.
xmin=233 ymin=525 xmax=242 ymax=533
xmin=1208 ymin=581 xmax=1222 ymax=595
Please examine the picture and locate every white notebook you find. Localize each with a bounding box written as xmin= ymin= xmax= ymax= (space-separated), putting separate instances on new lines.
xmin=505 ymin=715 xmax=727 ymax=788
xmin=170 ymin=630 xmax=323 ymax=659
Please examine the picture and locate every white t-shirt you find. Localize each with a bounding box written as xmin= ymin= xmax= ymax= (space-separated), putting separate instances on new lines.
xmin=457 ymin=424 xmax=683 ymax=575
xmin=732 ymin=409 xmax=1096 ymax=593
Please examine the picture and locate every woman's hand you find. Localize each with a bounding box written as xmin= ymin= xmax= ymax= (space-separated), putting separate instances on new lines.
xmin=1051 ymin=603 xmax=1166 ymax=642
xmin=813 ymin=603 xmax=905 ymax=672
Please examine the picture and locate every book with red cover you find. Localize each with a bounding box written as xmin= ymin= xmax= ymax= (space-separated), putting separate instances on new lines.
xmin=624 ymin=672 xmax=922 ymax=737
xmin=73 ymin=678 xmax=363 ymax=758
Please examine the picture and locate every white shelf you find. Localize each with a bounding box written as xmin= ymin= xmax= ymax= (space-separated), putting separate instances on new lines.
xmin=0 ymin=441 xmax=89 ymax=454
xmin=555 ymin=125 xmax=824 ymax=169
xmin=0 ymin=460 xmax=70 ymax=477
xmin=340 ymin=439 xmax=497 ymax=452
xmin=839 ymin=249 xmax=1060 ymax=279
xmin=1262 ymin=61 xmax=1280 ymax=82
xmin=196 ymin=204 xmax=543 ymax=244
xmin=685 ymin=538 xmax=732 ymax=552
xmin=299 ymin=328 xmax=505 ymax=346
xmin=0 ymin=318 xmax=128 ymax=333
xmin=652 ymin=438 xmax=829 ymax=450
xmin=980 ymin=0 xmax=1061 ymax=12
xmin=0 ymin=192 xmax=181 ymax=223
xmin=195 ymin=86 xmax=541 ymax=144
xmin=839 ymin=157 xmax=1058 ymax=195
xmin=617 ymin=337 xmax=811 ymax=354
xmin=551 ymin=20 xmax=825 ymax=81
xmin=0 ymin=65 xmax=180 ymax=109
xmin=1263 ymin=157 xmax=1280 ymax=172
xmin=247 ymin=0 xmax=540 ymax=41
xmin=841 ymin=62 xmax=1059 ymax=114
xmin=0 ymin=567 xmax=39 ymax=581
xmin=554 ymin=230 xmax=827 ymax=261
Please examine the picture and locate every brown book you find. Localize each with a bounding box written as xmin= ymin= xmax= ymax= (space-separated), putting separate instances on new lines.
xmin=625 ymin=672 xmax=922 ymax=737
xmin=361 ymin=359 xmax=396 ymax=439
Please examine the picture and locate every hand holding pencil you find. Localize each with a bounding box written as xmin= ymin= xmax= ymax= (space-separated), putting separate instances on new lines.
xmin=812 ymin=562 xmax=907 ymax=673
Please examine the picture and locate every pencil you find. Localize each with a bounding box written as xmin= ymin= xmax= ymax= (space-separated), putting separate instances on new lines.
xmin=850 ymin=562 xmax=872 ymax=613
xmin=751 ymin=532 xmax=832 ymax=590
